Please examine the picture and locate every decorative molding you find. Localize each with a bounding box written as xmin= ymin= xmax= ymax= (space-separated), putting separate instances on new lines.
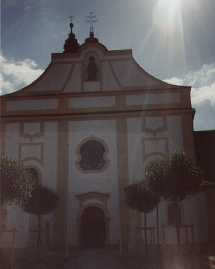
xmin=142 ymin=116 xmax=167 ymax=135
xmin=142 ymin=137 xmax=169 ymax=165
xmin=20 ymin=122 xmax=44 ymax=141
xmin=76 ymin=192 xmax=110 ymax=204
xmin=76 ymin=191 xmax=110 ymax=245
xmin=18 ymin=143 xmax=44 ymax=166
xmin=75 ymin=136 xmax=110 ymax=174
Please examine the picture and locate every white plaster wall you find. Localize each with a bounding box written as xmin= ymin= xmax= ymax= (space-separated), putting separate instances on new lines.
xmin=4 ymin=121 xmax=58 ymax=248
xmin=127 ymin=114 xmax=206 ymax=245
xmin=167 ymin=115 xmax=184 ymax=153
xmin=43 ymin=121 xmax=58 ymax=191
xmin=67 ymin=119 xmax=120 ymax=246
xmin=27 ymin=63 xmax=72 ymax=93
xmin=5 ymin=206 xmax=30 ymax=248
xmin=83 ymin=81 xmax=100 ymax=92
xmin=127 ymin=116 xmax=180 ymax=184
xmin=69 ymin=96 xmax=115 ymax=109
xmin=5 ymin=123 xmax=20 ymax=160
xmin=127 ymin=118 xmax=144 ymax=184
xmin=6 ymin=99 xmax=58 ymax=112
xmin=126 ymin=93 xmax=180 ymax=106
xmin=182 ymin=194 xmax=208 ymax=243
xmin=102 ymin=61 xmax=121 ymax=91
xmin=64 ymin=63 xmax=82 ymax=93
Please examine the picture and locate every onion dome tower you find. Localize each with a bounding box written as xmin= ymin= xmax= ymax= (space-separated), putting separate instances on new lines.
xmin=63 ymin=22 xmax=80 ymax=53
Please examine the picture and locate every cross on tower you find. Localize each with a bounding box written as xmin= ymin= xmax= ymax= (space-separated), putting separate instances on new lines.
xmin=68 ymin=16 xmax=74 ymax=23
xmin=86 ymin=12 xmax=98 ymax=36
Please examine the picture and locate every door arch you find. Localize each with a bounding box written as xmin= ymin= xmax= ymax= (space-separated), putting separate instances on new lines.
xmin=81 ymin=206 xmax=106 ymax=248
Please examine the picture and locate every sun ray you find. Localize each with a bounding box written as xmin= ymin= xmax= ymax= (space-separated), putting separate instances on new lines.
xmin=153 ymin=0 xmax=182 ymax=34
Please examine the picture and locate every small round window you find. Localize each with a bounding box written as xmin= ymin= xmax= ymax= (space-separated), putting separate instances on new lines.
xmin=78 ymin=139 xmax=107 ymax=172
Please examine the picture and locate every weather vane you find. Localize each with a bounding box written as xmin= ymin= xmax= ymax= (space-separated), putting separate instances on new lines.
xmin=86 ymin=12 xmax=98 ymax=35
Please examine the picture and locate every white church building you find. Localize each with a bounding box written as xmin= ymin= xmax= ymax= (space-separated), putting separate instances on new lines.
xmin=0 ymin=23 xmax=208 ymax=251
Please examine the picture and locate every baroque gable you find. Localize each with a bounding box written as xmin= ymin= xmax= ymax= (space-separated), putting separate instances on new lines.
xmin=1 ymin=31 xmax=190 ymax=97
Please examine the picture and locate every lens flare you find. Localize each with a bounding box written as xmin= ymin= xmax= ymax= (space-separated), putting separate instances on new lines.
xmin=153 ymin=0 xmax=182 ymax=34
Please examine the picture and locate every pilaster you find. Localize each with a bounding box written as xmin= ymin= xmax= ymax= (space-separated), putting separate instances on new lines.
xmin=53 ymin=120 xmax=69 ymax=249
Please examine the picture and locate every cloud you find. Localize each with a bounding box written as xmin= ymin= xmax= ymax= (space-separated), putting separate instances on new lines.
xmin=165 ymin=63 xmax=215 ymax=130
xmin=166 ymin=63 xmax=215 ymax=105
xmin=0 ymin=54 xmax=43 ymax=95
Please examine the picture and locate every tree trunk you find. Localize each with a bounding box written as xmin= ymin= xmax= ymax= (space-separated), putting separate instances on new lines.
xmin=156 ymin=204 xmax=160 ymax=244
xmin=144 ymin=213 xmax=148 ymax=257
xmin=175 ymin=201 xmax=181 ymax=245
xmin=37 ymin=214 xmax=42 ymax=260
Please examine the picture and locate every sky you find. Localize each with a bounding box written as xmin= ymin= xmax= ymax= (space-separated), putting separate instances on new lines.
xmin=0 ymin=0 xmax=215 ymax=130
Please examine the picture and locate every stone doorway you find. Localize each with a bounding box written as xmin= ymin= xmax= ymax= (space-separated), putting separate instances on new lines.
xmin=81 ymin=206 xmax=106 ymax=249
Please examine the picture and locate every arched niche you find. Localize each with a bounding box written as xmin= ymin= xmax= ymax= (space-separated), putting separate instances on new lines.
xmin=82 ymin=51 xmax=102 ymax=92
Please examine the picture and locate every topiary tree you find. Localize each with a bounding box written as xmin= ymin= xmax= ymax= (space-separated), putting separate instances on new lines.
xmin=146 ymin=152 xmax=204 ymax=202
xmin=125 ymin=183 xmax=159 ymax=214
xmin=0 ymin=155 xmax=37 ymax=269
xmin=0 ymin=155 xmax=37 ymax=227
xmin=145 ymin=158 xmax=168 ymax=243
xmin=125 ymin=183 xmax=160 ymax=249
xmin=22 ymin=186 xmax=59 ymax=256
xmin=0 ymin=155 xmax=37 ymax=206
xmin=145 ymin=152 xmax=204 ymax=244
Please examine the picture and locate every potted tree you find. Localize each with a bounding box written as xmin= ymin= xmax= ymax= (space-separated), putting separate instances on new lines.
xmin=0 ymin=155 xmax=36 ymax=269
xmin=22 ymin=185 xmax=59 ymax=263
xmin=147 ymin=153 xmax=204 ymax=242
xmin=145 ymin=153 xmax=204 ymax=269
xmin=125 ymin=182 xmax=159 ymax=255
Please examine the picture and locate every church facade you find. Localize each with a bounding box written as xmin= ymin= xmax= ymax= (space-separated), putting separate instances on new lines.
xmin=0 ymin=24 xmax=208 ymax=250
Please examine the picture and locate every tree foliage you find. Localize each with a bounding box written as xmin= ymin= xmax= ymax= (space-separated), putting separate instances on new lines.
xmin=125 ymin=153 xmax=204 ymax=212
xmin=146 ymin=152 xmax=204 ymax=201
xmin=125 ymin=183 xmax=159 ymax=213
xmin=22 ymin=186 xmax=58 ymax=255
xmin=23 ymin=186 xmax=59 ymax=216
xmin=0 ymin=155 xmax=37 ymax=206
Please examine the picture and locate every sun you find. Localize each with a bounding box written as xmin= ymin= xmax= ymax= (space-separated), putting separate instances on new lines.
xmin=153 ymin=0 xmax=183 ymax=34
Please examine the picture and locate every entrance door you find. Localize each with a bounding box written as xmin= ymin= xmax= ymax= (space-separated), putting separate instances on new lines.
xmin=81 ymin=206 xmax=106 ymax=248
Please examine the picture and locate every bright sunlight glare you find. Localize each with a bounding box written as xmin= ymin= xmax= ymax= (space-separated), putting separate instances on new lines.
xmin=153 ymin=0 xmax=183 ymax=34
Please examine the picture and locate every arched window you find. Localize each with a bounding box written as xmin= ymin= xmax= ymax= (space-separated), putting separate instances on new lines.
xmin=78 ymin=139 xmax=108 ymax=172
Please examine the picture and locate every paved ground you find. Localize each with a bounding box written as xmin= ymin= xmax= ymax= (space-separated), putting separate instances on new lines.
xmin=7 ymin=245 xmax=210 ymax=269
xmin=13 ymin=247 xmax=128 ymax=269
xmin=64 ymin=248 xmax=125 ymax=269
